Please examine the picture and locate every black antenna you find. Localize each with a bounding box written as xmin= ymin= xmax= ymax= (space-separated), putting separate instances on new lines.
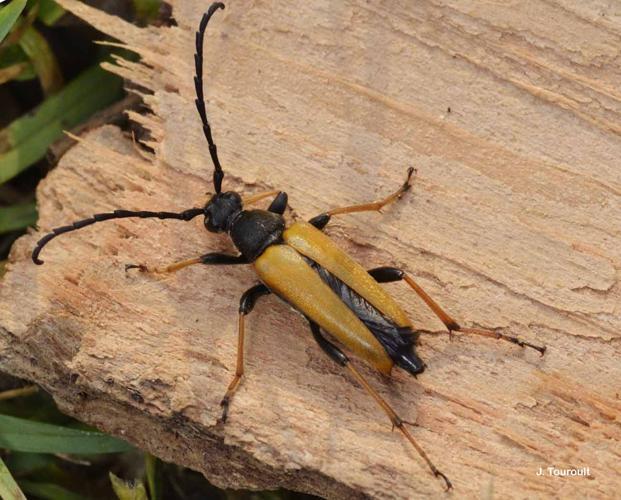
xmin=194 ymin=2 xmax=226 ymax=193
xmin=32 ymin=208 xmax=204 ymax=265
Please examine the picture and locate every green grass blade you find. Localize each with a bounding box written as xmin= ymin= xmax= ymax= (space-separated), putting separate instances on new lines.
xmin=0 ymin=414 xmax=133 ymax=454
xmin=145 ymin=454 xmax=161 ymax=500
xmin=0 ymin=62 xmax=28 ymax=84
xmin=37 ymin=0 xmax=65 ymax=26
xmin=132 ymin=0 xmax=160 ymax=24
xmin=18 ymin=24 xmax=63 ymax=94
xmin=110 ymin=472 xmax=148 ymax=500
xmin=0 ymin=63 xmax=123 ymax=184
xmin=0 ymin=201 xmax=37 ymax=234
xmin=4 ymin=452 xmax=55 ymax=476
xmin=0 ymin=44 xmax=35 ymax=82
xmin=0 ymin=0 xmax=27 ymax=44
xmin=0 ymin=456 xmax=27 ymax=500
xmin=17 ymin=480 xmax=83 ymax=500
xmin=1 ymin=63 xmax=119 ymax=149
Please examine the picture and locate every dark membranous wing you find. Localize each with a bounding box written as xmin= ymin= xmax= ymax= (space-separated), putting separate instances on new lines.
xmin=304 ymin=258 xmax=423 ymax=375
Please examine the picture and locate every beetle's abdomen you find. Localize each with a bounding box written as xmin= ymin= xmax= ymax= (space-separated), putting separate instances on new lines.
xmin=254 ymin=244 xmax=394 ymax=374
xmin=229 ymin=210 xmax=285 ymax=261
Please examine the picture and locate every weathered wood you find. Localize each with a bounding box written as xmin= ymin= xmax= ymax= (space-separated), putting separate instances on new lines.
xmin=1 ymin=1 xmax=620 ymax=498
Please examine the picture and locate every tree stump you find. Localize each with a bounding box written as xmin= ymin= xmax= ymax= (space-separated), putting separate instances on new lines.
xmin=1 ymin=1 xmax=619 ymax=498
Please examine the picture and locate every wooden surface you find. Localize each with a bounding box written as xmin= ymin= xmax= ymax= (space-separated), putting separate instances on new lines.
xmin=1 ymin=1 xmax=620 ymax=498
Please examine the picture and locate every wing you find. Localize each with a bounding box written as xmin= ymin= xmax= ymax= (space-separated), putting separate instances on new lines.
xmin=305 ymin=259 xmax=424 ymax=375
xmin=283 ymin=221 xmax=412 ymax=328
xmin=253 ymin=244 xmax=394 ymax=374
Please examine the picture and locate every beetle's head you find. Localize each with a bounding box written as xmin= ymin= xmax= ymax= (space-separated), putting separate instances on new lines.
xmin=204 ymin=191 xmax=242 ymax=233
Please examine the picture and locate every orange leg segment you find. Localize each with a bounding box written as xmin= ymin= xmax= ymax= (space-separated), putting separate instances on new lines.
xmin=125 ymin=252 xmax=247 ymax=275
xmin=308 ymin=320 xmax=452 ymax=491
xmin=219 ymin=313 xmax=246 ymax=423
xmin=243 ymin=189 xmax=288 ymax=215
xmin=125 ymin=257 xmax=202 ymax=274
xmin=368 ymin=267 xmax=546 ymax=355
xmin=346 ymin=363 xmax=452 ymax=491
xmin=310 ymin=168 xmax=415 ymax=229
xmin=219 ymin=284 xmax=270 ymax=423
xmin=242 ymin=190 xmax=280 ymax=206
xmin=328 ymin=167 xmax=415 ymax=216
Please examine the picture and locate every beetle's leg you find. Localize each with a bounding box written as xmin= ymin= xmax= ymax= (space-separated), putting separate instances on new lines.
xmin=308 ymin=320 xmax=452 ymax=491
xmin=267 ymin=192 xmax=288 ymax=215
xmin=242 ymin=190 xmax=279 ymax=206
xmin=368 ymin=267 xmax=546 ymax=355
xmin=220 ymin=284 xmax=271 ymax=423
xmin=309 ymin=168 xmax=414 ymax=230
xmin=125 ymin=252 xmax=247 ymax=274
xmin=241 ymin=190 xmax=288 ymax=214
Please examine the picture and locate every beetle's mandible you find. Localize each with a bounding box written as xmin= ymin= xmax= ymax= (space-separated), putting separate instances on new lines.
xmin=31 ymin=2 xmax=546 ymax=491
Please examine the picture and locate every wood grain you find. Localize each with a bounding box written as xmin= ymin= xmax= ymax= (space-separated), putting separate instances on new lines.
xmin=1 ymin=1 xmax=619 ymax=498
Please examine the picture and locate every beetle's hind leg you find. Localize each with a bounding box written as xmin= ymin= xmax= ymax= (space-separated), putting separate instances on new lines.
xmin=309 ymin=168 xmax=414 ymax=230
xmin=368 ymin=267 xmax=546 ymax=355
xmin=219 ymin=284 xmax=271 ymax=423
xmin=308 ymin=320 xmax=452 ymax=491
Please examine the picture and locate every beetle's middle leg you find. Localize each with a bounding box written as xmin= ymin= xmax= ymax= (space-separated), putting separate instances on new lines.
xmin=309 ymin=168 xmax=414 ymax=230
xmin=368 ymin=267 xmax=546 ymax=355
xmin=307 ymin=320 xmax=452 ymax=491
xmin=219 ymin=283 xmax=271 ymax=423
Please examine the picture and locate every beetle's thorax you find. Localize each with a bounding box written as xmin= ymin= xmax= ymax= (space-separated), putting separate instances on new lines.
xmin=204 ymin=192 xmax=285 ymax=261
xmin=229 ymin=209 xmax=285 ymax=261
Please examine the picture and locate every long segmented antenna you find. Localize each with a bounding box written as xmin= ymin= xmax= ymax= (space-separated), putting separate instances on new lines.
xmin=31 ymin=208 xmax=204 ymax=265
xmin=194 ymin=2 xmax=226 ymax=193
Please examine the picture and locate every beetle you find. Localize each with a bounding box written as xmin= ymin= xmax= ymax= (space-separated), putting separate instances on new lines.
xmin=31 ymin=2 xmax=546 ymax=491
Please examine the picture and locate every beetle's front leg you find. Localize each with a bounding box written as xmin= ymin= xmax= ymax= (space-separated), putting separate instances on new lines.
xmin=125 ymin=252 xmax=247 ymax=274
xmin=242 ymin=190 xmax=288 ymax=215
xmin=309 ymin=168 xmax=414 ymax=230
xmin=267 ymin=191 xmax=288 ymax=215
xmin=219 ymin=283 xmax=271 ymax=423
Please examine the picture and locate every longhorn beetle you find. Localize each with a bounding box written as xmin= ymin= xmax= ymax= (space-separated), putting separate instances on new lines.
xmin=32 ymin=2 xmax=546 ymax=491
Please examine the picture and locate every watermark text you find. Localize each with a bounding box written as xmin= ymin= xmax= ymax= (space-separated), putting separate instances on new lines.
xmin=537 ymin=466 xmax=591 ymax=477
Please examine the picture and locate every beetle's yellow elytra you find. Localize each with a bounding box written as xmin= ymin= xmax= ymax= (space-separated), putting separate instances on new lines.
xmin=254 ymin=244 xmax=393 ymax=374
xmin=283 ymin=221 xmax=412 ymax=328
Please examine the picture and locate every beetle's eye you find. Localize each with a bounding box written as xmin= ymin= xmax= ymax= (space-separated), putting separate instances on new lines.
xmin=204 ymin=214 xmax=217 ymax=232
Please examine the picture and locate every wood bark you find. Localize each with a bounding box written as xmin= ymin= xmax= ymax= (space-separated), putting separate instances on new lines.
xmin=1 ymin=1 xmax=620 ymax=498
